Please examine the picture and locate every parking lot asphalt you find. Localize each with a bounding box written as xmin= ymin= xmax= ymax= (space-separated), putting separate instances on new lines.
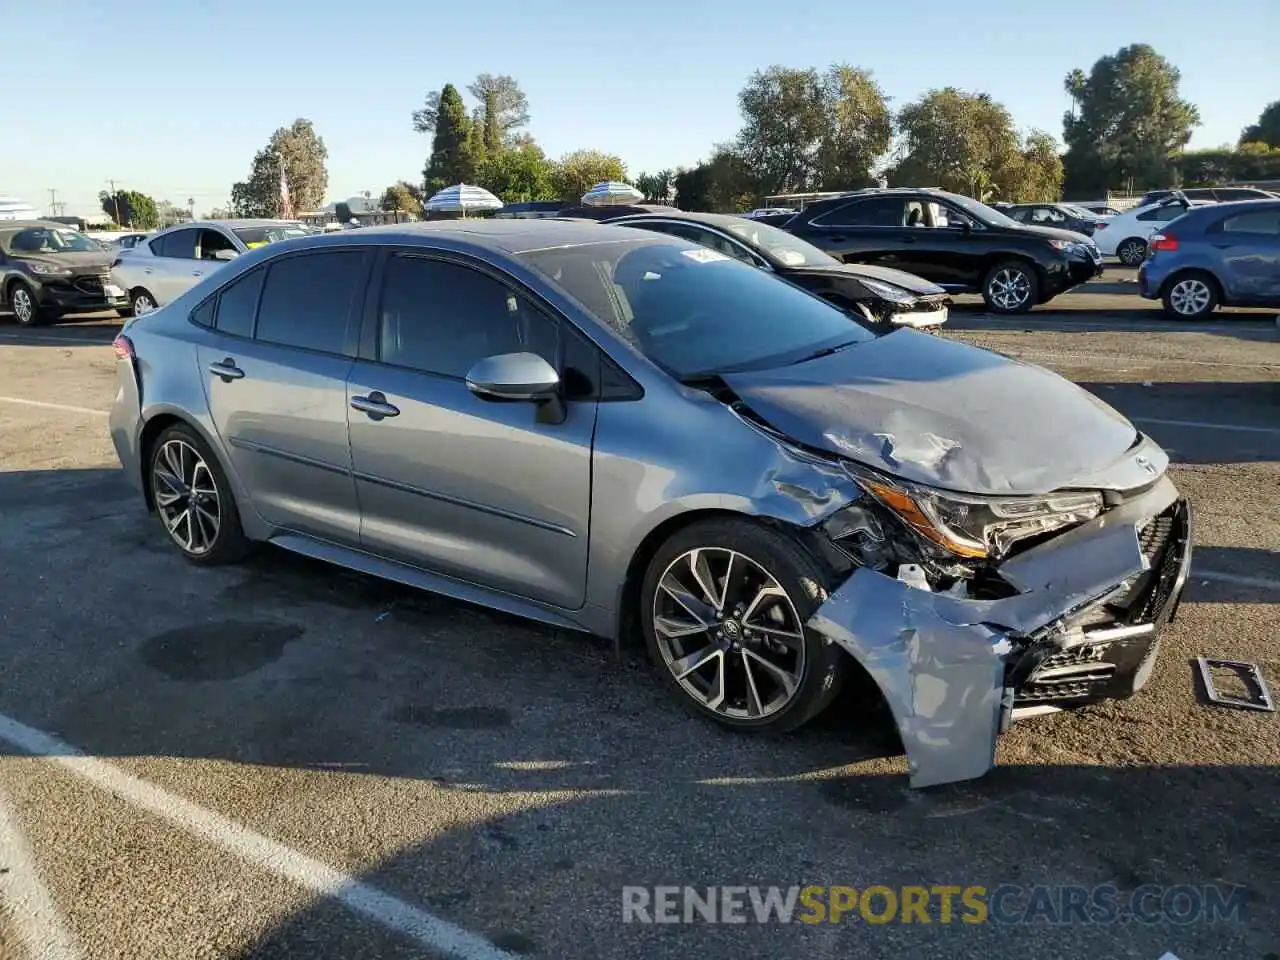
xmin=0 ymin=267 xmax=1277 ymax=959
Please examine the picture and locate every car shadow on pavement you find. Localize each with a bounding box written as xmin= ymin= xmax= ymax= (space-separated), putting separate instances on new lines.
xmin=1184 ymin=546 xmax=1280 ymax=604
xmin=0 ymin=321 xmax=123 ymax=345
xmin=224 ymin=763 xmax=1280 ymax=959
xmin=947 ymin=305 xmax=1280 ymax=337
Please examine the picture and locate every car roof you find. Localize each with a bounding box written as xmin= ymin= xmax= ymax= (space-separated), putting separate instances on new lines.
xmin=242 ymin=218 xmax=677 ymax=257
xmin=604 ymin=210 xmax=755 ymax=230
xmin=164 ymin=219 xmax=301 ymax=231
xmin=0 ymin=219 xmax=78 ymax=231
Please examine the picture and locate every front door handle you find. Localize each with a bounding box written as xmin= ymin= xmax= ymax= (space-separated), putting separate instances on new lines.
xmin=350 ymin=391 xmax=400 ymax=420
xmin=192 ymin=270 xmax=203 ymax=277
xmin=824 ymin=234 xmax=847 ymax=243
xmin=900 ymin=235 xmax=916 ymax=243
xmin=208 ymin=358 xmax=244 ymax=382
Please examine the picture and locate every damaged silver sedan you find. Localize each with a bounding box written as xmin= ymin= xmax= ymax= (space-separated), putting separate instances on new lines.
xmin=109 ymin=221 xmax=1191 ymax=788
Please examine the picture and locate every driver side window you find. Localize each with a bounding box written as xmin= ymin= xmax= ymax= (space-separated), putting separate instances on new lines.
xmin=197 ymin=229 xmax=238 ymax=260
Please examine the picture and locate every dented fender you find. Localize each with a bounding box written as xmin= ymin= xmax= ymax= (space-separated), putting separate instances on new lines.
xmin=806 ymin=477 xmax=1180 ymax=789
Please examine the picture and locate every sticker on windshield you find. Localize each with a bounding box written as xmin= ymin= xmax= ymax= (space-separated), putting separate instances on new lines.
xmin=680 ymin=248 xmax=730 ymax=264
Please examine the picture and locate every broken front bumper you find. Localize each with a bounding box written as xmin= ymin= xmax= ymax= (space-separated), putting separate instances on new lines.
xmin=807 ymin=476 xmax=1192 ymax=789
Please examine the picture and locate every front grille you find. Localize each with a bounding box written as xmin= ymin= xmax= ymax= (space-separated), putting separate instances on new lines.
xmin=73 ymin=275 xmax=107 ymax=295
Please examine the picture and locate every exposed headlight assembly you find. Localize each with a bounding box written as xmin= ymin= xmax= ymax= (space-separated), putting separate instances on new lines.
xmin=845 ymin=465 xmax=1102 ymax=560
xmin=859 ymin=277 xmax=916 ymax=304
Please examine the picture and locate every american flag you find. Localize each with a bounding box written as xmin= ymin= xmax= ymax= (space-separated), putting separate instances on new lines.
xmin=278 ymin=160 xmax=294 ymax=219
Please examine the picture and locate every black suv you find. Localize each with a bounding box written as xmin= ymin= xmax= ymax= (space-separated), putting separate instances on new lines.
xmin=781 ymin=188 xmax=1104 ymax=313
xmin=0 ymin=220 xmax=126 ymax=325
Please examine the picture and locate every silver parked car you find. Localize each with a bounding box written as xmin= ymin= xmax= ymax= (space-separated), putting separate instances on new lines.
xmin=108 ymin=220 xmax=1192 ymax=788
xmin=110 ymin=218 xmax=310 ymax=316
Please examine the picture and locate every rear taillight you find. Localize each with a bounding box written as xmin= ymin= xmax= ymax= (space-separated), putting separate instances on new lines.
xmin=1094 ymin=222 xmax=1107 ymax=230
xmin=1150 ymin=233 xmax=1178 ymax=252
xmin=112 ymin=334 xmax=135 ymax=360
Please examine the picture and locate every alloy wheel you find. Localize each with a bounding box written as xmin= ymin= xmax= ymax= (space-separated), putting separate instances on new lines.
xmin=133 ymin=292 xmax=156 ymax=315
xmin=652 ymin=547 xmax=806 ymax=721
xmin=1168 ymin=278 xmax=1211 ymax=317
xmin=11 ymin=286 xmax=34 ymax=324
xmin=152 ymin=439 xmax=220 ymax=556
xmin=1119 ymin=240 xmax=1146 ymax=265
xmin=988 ymin=268 xmax=1031 ymax=311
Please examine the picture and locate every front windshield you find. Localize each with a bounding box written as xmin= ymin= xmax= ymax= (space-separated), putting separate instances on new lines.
xmin=232 ymin=224 xmax=311 ymax=248
xmin=721 ymin=218 xmax=837 ymax=267
xmin=3 ymin=227 xmax=101 ymax=254
xmin=947 ymin=194 xmax=1022 ymax=228
xmin=520 ymin=237 xmax=873 ymax=380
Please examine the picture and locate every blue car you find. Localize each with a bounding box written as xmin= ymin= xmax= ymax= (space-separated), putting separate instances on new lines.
xmin=1137 ymin=199 xmax=1280 ymax=319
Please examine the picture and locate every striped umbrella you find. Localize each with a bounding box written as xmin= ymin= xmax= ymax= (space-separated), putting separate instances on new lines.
xmin=581 ymin=181 xmax=644 ymax=206
xmin=425 ymin=184 xmax=504 ymax=213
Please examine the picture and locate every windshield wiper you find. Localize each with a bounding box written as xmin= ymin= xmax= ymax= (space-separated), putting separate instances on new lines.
xmin=786 ymin=339 xmax=861 ymax=365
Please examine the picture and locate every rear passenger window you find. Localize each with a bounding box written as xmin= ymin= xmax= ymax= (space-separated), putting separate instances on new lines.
xmin=1221 ymin=210 xmax=1280 ymax=235
xmin=214 ymin=267 xmax=265 ymax=339
xmin=255 ymin=251 xmax=366 ymax=355
xmin=814 ymin=197 xmax=906 ymax=228
xmin=151 ymin=228 xmax=197 ymax=259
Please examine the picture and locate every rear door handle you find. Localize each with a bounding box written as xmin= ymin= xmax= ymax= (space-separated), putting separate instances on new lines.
xmin=350 ymin=391 xmax=400 ymax=420
xmin=192 ymin=270 xmax=203 ymax=277
xmin=208 ymin=358 xmax=244 ymax=382
xmin=900 ymin=235 xmax=916 ymax=243
xmin=824 ymin=234 xmax=847 ymax=243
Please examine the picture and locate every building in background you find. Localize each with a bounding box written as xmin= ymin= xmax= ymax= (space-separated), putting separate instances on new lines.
xmin=0 ymin=196 xmax=38 ymax=220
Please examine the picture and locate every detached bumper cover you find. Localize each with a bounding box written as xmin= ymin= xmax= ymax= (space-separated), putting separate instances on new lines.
xmin=807 ymin=476 xmax=1192 ymax=788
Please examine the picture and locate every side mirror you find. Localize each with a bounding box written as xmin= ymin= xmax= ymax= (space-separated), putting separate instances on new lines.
xmin=213 ymin=249 xmax=239 ymax=261
xmin=466 ymin=352 xmax=560 ymax=401
xmin=467 ymin=353 xmax=565 ymax=424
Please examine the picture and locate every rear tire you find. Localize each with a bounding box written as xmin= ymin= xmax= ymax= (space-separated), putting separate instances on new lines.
xmin=8 ymin=281 xmax=45 ymax=326
xmin=1161 ymin=271 xmax=1219 ymax=320
xmin=982 ymin=261 xmax=1039 ymax=314
xmin=130 ymin=288 xmax=157 ymax=316
xmin=147 ymin=423 xmax=251 ymax=566
xmin=640 ymin=518 xmax=847 ymax=733
xmin=1117 ymin=238 xmax=1147 ymax=266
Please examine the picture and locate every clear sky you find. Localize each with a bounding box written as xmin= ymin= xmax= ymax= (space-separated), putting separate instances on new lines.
xmin=6 ymin=0 xmax=1276 ymax=217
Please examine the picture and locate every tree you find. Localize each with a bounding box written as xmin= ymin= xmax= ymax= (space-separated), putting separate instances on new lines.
xmin=334 ymin=202 xmax=353 ymax=222
xmin=673 ymin=165 xmax=714 ymax=212
xmin=98 ymin=189 xmax=158 ymax=229
xmin=735 ymin=66 xmax=827 ymax=193
xmin=633 ymin=172 xmax=671 ymax=203
xmin=414 ymin=74 xmax=530 ymax=148
xmin=891 ymin=89 xmax=1021 ymax=198
xmin=470 ymin=74 xmax=528 ymax=147
xmin=816 ymin=65 xmax=893 ymax=189
xmin=1061 ymin=44 xmax=1200 ymax=196
xmin=734 ymin=64 xmax=891 ymax=194
xmin=423 ymin=84 xmax=477 ymax=193
xmin=476 ymin=143 xmax=555 ymax=202
xmin=380 ymin=181 xmax=423 ymax=215
xmin=231 ymin=118 xmax=329 ymax=217
xmin=1240 ymin=100 xmax=1280 ymax=148
xmin=204 ymin=206 xmax=233 ymax=220
xmin=994 ymin=130 xmax=1065 ymax=203
xmin=548 ymin=149 xmax=626 ymax=203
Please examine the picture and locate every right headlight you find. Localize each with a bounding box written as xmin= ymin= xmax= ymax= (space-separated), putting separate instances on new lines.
xmin=845 ymin=465 xmax=1103 ymax=560
xmin=859 ymin=277 xmax=916 ymax=304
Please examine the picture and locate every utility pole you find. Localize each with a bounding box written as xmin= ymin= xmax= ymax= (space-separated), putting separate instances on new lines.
xmin=107 ymin=179 xmax=123 ymax=226
xmin=47 ymin=188 xmax=60 ymax=217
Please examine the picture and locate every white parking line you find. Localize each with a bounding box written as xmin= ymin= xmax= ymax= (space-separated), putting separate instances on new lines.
xmin=0 ymin=397 xmax=108 ymax=418
xmin=1194 ymin=569 xmax=1280 ymax=591
xmin=0 ymin=713 xmax=517 ymax=960
xmin=0 ymin=786 xmax=83 ymax=960
xmin=0 ymin=335 xmax=113 ymax=347
xmin=1135 ymin=416 xmax=1280 ymax=436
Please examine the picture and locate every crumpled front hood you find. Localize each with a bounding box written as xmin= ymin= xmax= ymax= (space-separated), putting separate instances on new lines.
xmin=788 ymin=262 xmax=947 ymax=297
xmin=15 ymin=252 xmax=113 ymax=273
xmin=723 ymin=329 xmax=1138 ymax=495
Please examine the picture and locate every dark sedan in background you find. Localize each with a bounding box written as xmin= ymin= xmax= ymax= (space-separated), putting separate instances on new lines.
xmin=0 ymin=221 xmax=127 ymax=325
xmin=780 ymin=188 xmax=1103 ymax=314
xmin=1001 ymin=202 xmax=1105 ymax=237
xmin=603 ymin=210 xmax=951 ymax=331
xmin=1137 ymin=199 xmax=1280 ymax=319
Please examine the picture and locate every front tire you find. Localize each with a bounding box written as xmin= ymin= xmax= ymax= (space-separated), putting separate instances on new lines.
xmin=1162 ymin=272 xmax=1219 ymax=320
xmin=640 ymin=518 xmax=847 ymax=732
xmin=1117 ymin=238 xmax=1147 ymax=266
xmin=982 ymin=261 xmax=1039 ymax=314
xmin=147 ymin=424 xmax=251 ymax=565
xmin=8 ymin=281 xmax=45 ymax=326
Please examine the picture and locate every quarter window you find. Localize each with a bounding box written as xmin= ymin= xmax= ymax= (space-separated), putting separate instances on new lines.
xmin=254 ymin=251 xmax=365 ymax=354
xmin=377 ymin=255 xmax=558 ymax=378
xmin=213 ymin=267 xmax=265 ymax=339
